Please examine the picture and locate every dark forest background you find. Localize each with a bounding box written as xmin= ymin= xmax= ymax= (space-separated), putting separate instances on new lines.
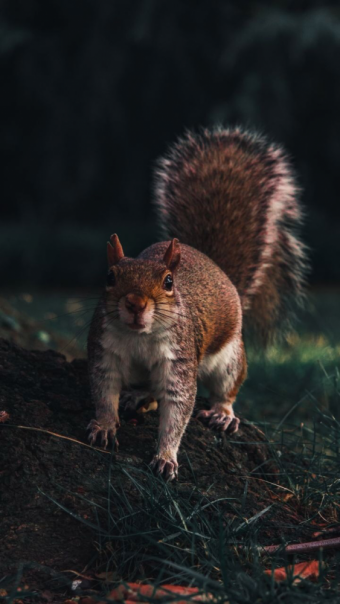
xmin=1 ymin=0 xmax=340 ymax=289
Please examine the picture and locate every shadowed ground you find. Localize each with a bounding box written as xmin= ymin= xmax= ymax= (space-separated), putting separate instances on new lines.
xmin=0 ymin=337 xmax=311 ymax=600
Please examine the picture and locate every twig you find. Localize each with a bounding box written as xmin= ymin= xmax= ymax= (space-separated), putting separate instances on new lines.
xmin=260 ymin=536 xmax=340 ymax=555
xmin=0 ymin=423 xmax=111 ymax=454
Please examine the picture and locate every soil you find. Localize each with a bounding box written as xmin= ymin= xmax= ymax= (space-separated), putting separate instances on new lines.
xmin=0 ymin=338 xmax=309 ymax=602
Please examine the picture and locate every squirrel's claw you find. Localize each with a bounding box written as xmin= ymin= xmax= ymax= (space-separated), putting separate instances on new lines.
xmin=87 ymin=419 xmax=119 ymax=451
xmin=150 ymin=455 xmax=178 ymax=481
xmin=197 ymin=409 xmax=240 ymax=434
xmin=227 ymin=416 xmax=240 ymax=433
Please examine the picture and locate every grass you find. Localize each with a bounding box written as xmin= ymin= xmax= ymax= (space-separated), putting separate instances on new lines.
xmin=241 ymin=289 xmax=340 ymax=426
xmin=6 ymin=412 xmax=340 ymax=603
xmin=2 ymin=288 xmax=340 ymax=602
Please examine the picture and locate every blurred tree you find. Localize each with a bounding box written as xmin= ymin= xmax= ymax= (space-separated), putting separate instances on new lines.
xmin=0 ymin=1 xmax=339 ymax=286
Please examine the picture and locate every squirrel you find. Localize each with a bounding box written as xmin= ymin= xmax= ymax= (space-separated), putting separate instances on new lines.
xmin=87 ymin=126 xmax=307 ymax=481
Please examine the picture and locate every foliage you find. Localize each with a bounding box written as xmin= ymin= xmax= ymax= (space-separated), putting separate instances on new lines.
xmin=0 ymin=2 xmax=340 ymax=285
xmin=3 ymin=411 xmax=340 ymax=603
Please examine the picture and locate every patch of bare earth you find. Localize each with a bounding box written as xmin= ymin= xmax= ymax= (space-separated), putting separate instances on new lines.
xmin=0 ymin=338 xmax=307 ymax=600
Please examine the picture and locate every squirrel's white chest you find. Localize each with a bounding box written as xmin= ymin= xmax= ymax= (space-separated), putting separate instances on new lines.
xmin=100 ymin=321 xmax=175 ymax=385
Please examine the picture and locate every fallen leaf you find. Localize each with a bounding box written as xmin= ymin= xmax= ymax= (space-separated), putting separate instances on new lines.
xmin=0 ymin=410 xmax=9 ymax=423
xmin=312 ymin=527 xmax=340 ymax=538
xmin=79 ymin=599 xmax=105 ymax=604
xmin=109 ymin=583 xmax=213 ymax=603
xmin=137 ymin=400 xmax=158 ymax=413
xmin=265 ymin=560 xmax=320 ymax=583
xmin=128 ymin=419 xmax=138 ymax=426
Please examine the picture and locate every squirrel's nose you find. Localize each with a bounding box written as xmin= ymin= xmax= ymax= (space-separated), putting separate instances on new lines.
xmin=125 ymin=293 xmax=147 ymax=314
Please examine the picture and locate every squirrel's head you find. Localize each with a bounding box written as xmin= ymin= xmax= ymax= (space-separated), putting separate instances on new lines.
xmin=104 ymin=234 xmax=181 ymax=334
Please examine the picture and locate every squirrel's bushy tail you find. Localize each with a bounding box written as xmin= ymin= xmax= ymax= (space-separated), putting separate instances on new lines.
xmin=154 ymin=127 xmax=308 ymax=343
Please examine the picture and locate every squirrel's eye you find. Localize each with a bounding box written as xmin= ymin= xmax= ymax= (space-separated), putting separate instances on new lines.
xmin=163 ymin=274 xmax=173 ymax=291
xmin=107 ymin=271 xmax=116 ymax=286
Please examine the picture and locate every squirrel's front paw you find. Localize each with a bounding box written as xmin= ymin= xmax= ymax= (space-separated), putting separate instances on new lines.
xmin=87 ymin=417 xmax=120 ymax=450
xmin=150 ymin=454 xmax=178 ymax=481
xmin=197 ymin=409 xmax=240 ymax=433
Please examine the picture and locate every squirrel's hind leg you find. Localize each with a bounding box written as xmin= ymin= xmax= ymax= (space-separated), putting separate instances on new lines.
xmin=119 ymin=388 xmax=157 ymax=419
xmin=197 ymin=338 xmax=247 ymax=434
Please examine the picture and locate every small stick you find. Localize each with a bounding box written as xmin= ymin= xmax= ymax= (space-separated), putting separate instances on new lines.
xmin=261 ymin=536 xmax=340 ymax=555
xmin=0 ymin=424 xmax=112 ymax=454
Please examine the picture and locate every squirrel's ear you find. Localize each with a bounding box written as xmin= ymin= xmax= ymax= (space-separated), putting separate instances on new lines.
xmin=107 ymin=233 xmax=124 ymax=266
xmin=163 ymin=238 xmax=181 ymax=271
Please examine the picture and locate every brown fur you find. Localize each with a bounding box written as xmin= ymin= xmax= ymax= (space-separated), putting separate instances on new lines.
xmin=139 ymin=242 xmax=241 ymax=360
xmin=87 ymin=126 xmax=308 ymax=480
xmin=155 ymin=127 xmax=308 ymax=343
xmin=225 ymin=341 xmax=248 ymax=405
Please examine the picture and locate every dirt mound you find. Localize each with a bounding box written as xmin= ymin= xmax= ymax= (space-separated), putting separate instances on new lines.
xmin=0 ymin=338 xmax=304 ymax=599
